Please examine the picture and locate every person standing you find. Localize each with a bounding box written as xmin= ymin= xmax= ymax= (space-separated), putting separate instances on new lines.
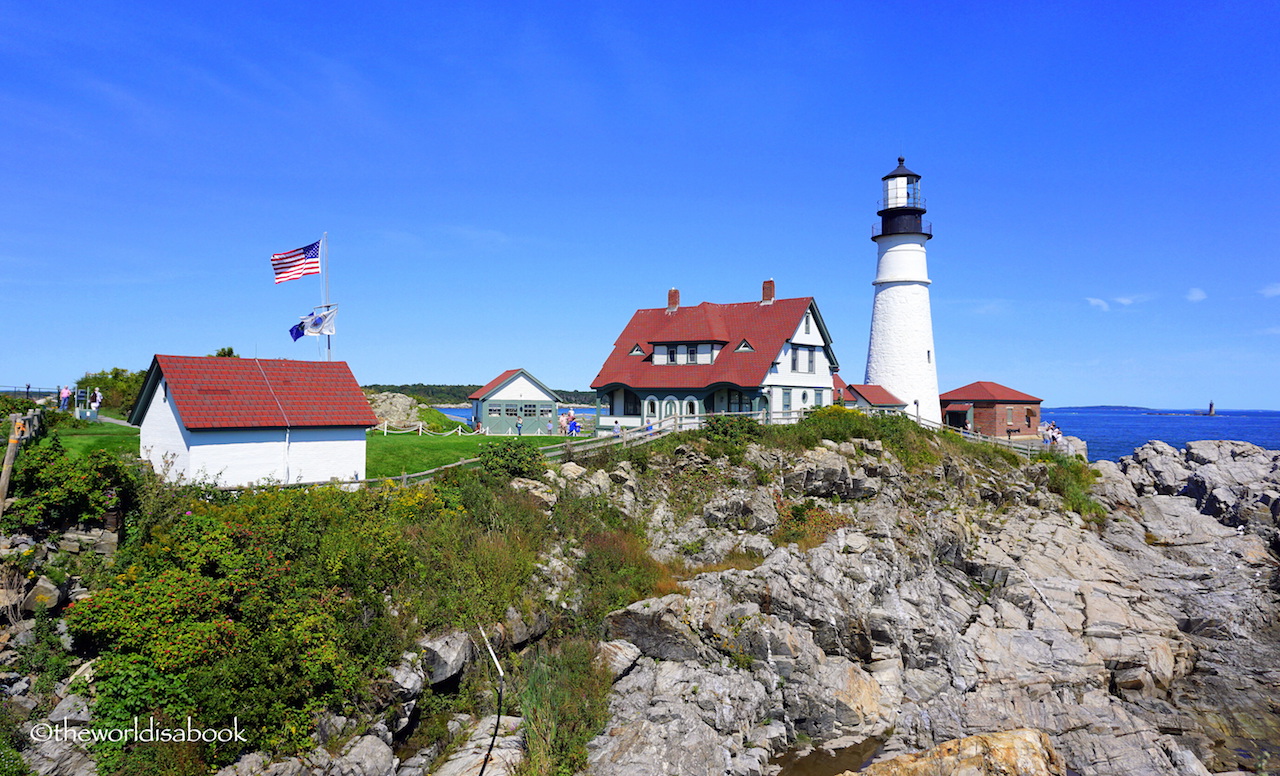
xmin=89 ymin=389 xmax=102 ymax=411
xmin=516 ymin=416 xmax=523 ymax=436
xmin=58 ymin=386 xmax=71 ymax=411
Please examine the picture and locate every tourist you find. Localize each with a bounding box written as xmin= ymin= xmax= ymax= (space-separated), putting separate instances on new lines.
xmin=89 ymin=389 xmax=102 ymax=411
xmin=58 ymin=386 xmax=71 ymax=411
xmin=516 ymin=416 xmax=523 ymax=436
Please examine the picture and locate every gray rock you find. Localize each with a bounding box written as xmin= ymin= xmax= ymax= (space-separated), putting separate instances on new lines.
xmin=597 ymin=639 xmax=642 ymax=680
xmin=432 ymin=716 xmax=523 ymax=776
xmin=48 ymin=694 xmax=91 ymax=725
xmin=509 ymin=478 xmax=556 ymax=510
xmin=416 ymin=630 xmax=473 ymax=686
xmin=22 ymin=576 xmax=61 ymax=612
xmin=328 ymin=735 xmax=396 ymax=776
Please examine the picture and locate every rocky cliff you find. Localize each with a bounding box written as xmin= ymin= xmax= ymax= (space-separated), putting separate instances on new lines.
xmin=582 ymin=438 xmax=1280 ymax=775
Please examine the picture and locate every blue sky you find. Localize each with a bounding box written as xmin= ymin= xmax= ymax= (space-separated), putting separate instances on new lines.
xmin=3 ymin=1 xmax=1277 ymax=408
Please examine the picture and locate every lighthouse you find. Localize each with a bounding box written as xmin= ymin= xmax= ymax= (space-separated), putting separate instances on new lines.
xmin=865 ymin=157 xmax=941 ymax=424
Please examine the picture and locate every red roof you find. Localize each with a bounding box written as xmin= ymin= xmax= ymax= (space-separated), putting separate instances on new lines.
xmin=134 ymin=355 xmax=378 ymax=430
xmin=833 ymin=375 xmax=905 ymax=407
xmin=469 ymin=369 xmax=522 ymax=400
xmin=939 ymin=381 xmax=1042 ymax=404
xmin=592 ymin=296 xmax=826 ymax=390
xmin=467 ymin=369 xmax=562 ymax=402
xmin=847 ymin=383 xmax=906 ymax=407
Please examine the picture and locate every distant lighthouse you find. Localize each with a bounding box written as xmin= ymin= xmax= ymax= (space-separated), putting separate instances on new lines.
xmin=865 ymin=157 xmax=941 ymax=424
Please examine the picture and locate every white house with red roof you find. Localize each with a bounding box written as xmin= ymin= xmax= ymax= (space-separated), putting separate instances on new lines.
xmin=468 ymin=368 xmax=562 ymax=435
xmin=591 ymin=281 xmax=837 ymax=426
xmin=939 ymin=381 xmax=1043 ymax=439
xmin=832 ymin=374 xmax=908 ymax=412
xmin=128 ymin=355 xmax=379 ymax=487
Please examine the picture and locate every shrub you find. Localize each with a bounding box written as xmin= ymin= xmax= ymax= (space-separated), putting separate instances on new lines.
xmin=516 ymin=639 xmax=612 ymax=776
xmin=577 ymin=530 xmax=679 ymax=628
xmin=1035 ymin=452 xmax=1107 ymax=523
xmin=478 ymin=438 xmax=545 ymax=480
xmin=76 ymin=367 xmax=146 ymax=414
xmin=4 ymin=436 xmax=131 ymax=532
xmin=772 ymin=499 xmax=849 ymax=550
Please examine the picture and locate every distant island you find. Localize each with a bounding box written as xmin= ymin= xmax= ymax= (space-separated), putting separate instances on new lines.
xmin=1044 ymin=405 xmax=1152 ymax=412
xmin=363 ymin=383 xmax=596 ymax=405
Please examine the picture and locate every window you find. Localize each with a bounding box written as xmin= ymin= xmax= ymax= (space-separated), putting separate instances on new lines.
xmin=505 ymin=405 xmax=518 ymax=417
xmin=539 ymin=406 xmax=552 ymax=416
xmin=523 ymin=404 xmax=537 ymax=417
xmin=685 ymin=401 xmax=696 ymax=415
xmin=728 ymin=390 xmax=750 ymax=413
xmin=488 ymin=405 xmax=502 ymax=416
xmin=801 ymin=391 xmax=808 ymax=405
xmin=666 ymin=346 xmax=676 ymax=364
xmin=629 ymin=344 xmax=644 ymax=356
xmin=804 ymin=313 xmax=811 ymax=334
xmin=735 ymin=340 xmax=753 ymax=352
xmin=624 ymin=391 xmax=641 ymax=416
xmin=677 ymin=345 xmax=687 ymax=363
xmin=814 ymin=389 xmax=824 ymax=408
xmin=1006 ymin=407 xmax=1013 ymax=425
xmin=647 ymin=400 xmax=656 ymax=416
xmin=927 ymin=350 xmax=932 ymax=364
xmin=782 ymin=389 xmax=792 ymax=412
xmin=664 ymin=400 xmax=676 ymax=417
xmin=791 ymin=346 xmax=814 ymax=373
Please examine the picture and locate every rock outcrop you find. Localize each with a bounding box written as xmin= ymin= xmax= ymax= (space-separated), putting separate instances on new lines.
xmin=583 ymin=436 xmax=1280 ymax=776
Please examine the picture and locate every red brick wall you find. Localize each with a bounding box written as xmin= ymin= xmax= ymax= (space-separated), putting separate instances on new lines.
xmin=972 ymin=402 xmax=1040 ymax=437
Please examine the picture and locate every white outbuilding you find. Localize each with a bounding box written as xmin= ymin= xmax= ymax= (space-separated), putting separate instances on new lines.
xmin=128 ymin=355 xmax=378 ymax=487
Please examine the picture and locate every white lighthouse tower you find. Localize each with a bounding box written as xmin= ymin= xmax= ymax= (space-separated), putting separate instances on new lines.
xmin=865 ymin=157 xmax=941 ymax=424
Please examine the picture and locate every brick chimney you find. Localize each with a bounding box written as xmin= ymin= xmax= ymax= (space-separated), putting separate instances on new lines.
xmin=667 ymin=288 xmax=680 ymax=313
xmin=761 ymin=279 xmax=775 ymax=305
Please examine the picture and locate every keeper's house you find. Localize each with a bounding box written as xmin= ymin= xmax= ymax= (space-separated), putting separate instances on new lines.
xmin=939 ymin=381 xmax=1043 ymax=438
xmin=469 ymin=368 xmax=562 ymax=435
xmin=591 ymin=281 xmax=837 ymax=426
xmin=129 ymin=355 xmax=378 ymax=487
xmin=832 ymin=374 xmax=908 ymax=412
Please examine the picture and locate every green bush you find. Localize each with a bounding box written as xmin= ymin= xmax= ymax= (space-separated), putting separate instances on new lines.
xmin=577 ymin=529 xmax=678 ymax=628
xmin=1035 ymin=452 xmax=1106 ymax=522
xmin=4 ymin=436 xmax=131 ymax=532
xmin=17 ymin=605 xmax=74 ymax=697
xmin=478 ymin=438 xmax=545 ymax=480
xmin=76 ymin=367 xmax=146 ymax=414
xmin=517 ymin=639 xmax=613 ymax=776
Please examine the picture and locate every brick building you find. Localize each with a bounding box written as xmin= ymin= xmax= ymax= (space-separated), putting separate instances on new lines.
xmin=939 ymin=381 xmax=1042 ymax=439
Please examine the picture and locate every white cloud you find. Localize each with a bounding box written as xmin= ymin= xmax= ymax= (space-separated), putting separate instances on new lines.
xmin=1262 ymin=283 xmax=1280 ymax=298
xmin=1086 ymin=297 xmax=1110 ymax=312
xmin=1185 ymin=288 xmax=1207 ymax=302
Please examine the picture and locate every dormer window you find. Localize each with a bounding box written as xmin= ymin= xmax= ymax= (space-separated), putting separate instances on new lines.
xmin=735 ymin=340 xmax=754 ymax=352
xmin=629 ymin=344 xmax=644 ymax=356
xmin=666 ymin=346 xmax=676 ymax=363
xmin=804 ymin=313 xmax=811 ymax=334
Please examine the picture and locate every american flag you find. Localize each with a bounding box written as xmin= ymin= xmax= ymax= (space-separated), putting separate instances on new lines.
xmin=270 ymin=240 xmax=321 ymax=284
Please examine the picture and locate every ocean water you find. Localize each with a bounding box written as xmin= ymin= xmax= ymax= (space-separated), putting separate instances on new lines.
xmin=1042 ymin=407 xmax=1280 ymax=462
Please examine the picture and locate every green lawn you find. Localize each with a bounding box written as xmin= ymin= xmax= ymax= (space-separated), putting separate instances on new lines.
xmin=366 ymin=432 xmax=578 ymax=478
xmin=55 ymin=422 xmax=140 ymax=458
xmin=50 ymin=423 xmax=577 ymax=480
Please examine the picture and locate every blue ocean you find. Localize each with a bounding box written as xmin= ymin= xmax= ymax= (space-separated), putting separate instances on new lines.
xmin=1042 ymin=407 xmax=1280 ymax=462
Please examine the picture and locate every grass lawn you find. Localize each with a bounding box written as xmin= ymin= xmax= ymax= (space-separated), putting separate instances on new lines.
xmin=55 ymin=422 xmax=140 ymax=458
xmin=366 ymin=432 xmax=579 ymax=478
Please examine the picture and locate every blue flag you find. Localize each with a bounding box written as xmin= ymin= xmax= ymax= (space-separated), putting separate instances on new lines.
xmin=289 ymin=321 xmax=305 ymax=341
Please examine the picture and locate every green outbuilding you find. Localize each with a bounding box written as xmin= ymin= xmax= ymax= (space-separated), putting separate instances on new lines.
xmin=468 ymin=368 xmax=562 ymax=435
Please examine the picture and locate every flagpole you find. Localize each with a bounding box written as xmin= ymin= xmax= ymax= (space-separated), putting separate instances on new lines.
xmin=322 ymin=232 xmax=331 ymax=362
